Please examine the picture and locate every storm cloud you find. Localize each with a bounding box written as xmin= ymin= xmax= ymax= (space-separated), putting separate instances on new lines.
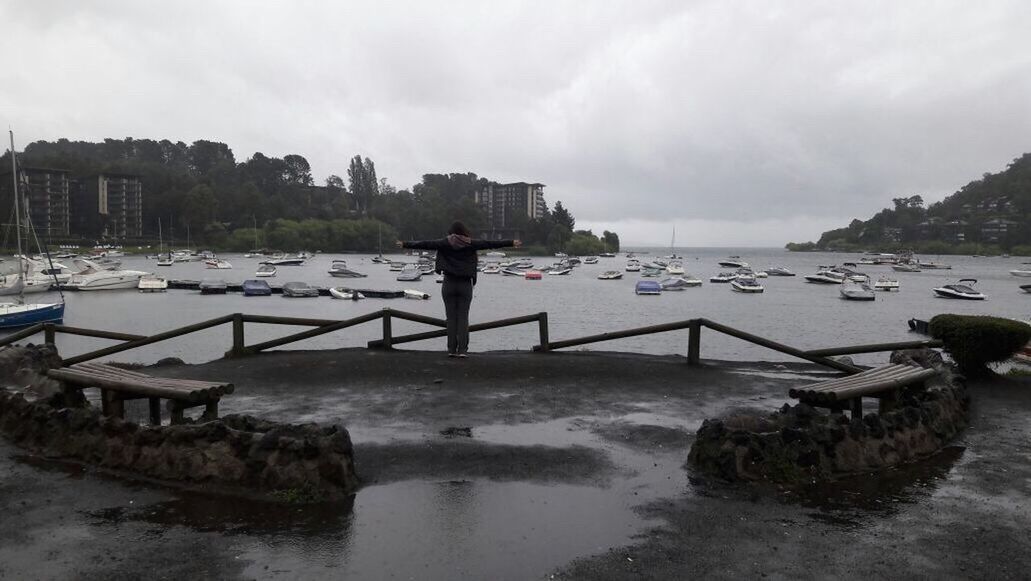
xmin=1 ymin=1 xmax=1029 ymax=245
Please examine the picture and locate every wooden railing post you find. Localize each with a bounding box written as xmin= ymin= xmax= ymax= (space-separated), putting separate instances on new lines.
xmin=687 ymin=320 xmax=701 ymax=366
xmin=230 ymin=313 xmax=246 ymax=357
xmin=537 ymin=312 xmax=550 ymax=351
xmin=381 ymin=310 xmax=393 ymax=349
xmin=43 ymin=323 xmax=56 ymax=345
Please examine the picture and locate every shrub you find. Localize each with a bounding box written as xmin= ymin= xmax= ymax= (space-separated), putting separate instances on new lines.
xmin=929 ymin=314 xmax=1031 ymax=376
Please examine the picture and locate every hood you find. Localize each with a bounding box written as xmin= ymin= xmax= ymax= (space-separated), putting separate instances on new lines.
xmin=447 ymin=234 xmax=472 ymax=249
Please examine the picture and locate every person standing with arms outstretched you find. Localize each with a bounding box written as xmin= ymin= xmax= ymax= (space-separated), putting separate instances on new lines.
xmin=397 ymin=222 xmax=520 ymax=357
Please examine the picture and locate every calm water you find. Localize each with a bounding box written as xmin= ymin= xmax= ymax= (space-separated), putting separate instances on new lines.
xmin=7 ymin=248 xmax=1029 ymax=365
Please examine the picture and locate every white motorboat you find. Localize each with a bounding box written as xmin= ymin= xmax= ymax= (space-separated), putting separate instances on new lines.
xmin=548 ymin=267 xmax=572 ymax=276
xmin=255 ymin=264 xmax=277 ymax=277
xmin=485 ymin=251 xmax=507 ymax=258
xmin=641 ymin=267 xmax=662 ymax=277
xmin=599 ymin=252 xmax=616 ymax=258
xmin=481 ymin=264 xmax=501 ymax=275
xmin=205 ymin=258 xmax=233 ymax=269
xmin=328 ymin=261 xmax=367 ymax=278
xmin=718 ymin=256 xmax=749 ymax=268
xmin=388 ymin=261 xmax=406 ymax=272
xmin=262 ymin=256 xmax=306 ymax=266
xmin=918 ymin=260 xmax=951 ymax=270
xmin=840 ymin=280 xmax=876 ymax=301
xmin=1009 ymin=269 xmax=1031 ymax=277
xmin=404 ymin=289 xmax=430 ymax=300
xmin=765 ymin=267 xmax=795 ymax=277
xmin=873 ymin=276 xmax=900 ymax=291
xmin=625 ymin=259 xmax=641 ymax=272
xmin=804 ymin=270 xmax=847 ymax=284
xmin=66 ymin=259 xmax=150 ymax=291
xmin=665 ymin=260 xmax=685 ymax=275
xmin=710 ymin=272 xmax=737 ymax=283
xmin=156 ymin=256 xmax=174 ymax=267
xmin=138 ymin=275 xmax=168 ymax=292
xmin=892 ymin=263 xmax=922 ymax=273
xmin=933 ymin=279 xmax=985 ymax=300
xmin=329 ymin=287 xmax=365 ymax=300
xmin=396 ymin=265 xmax=423 ymax=281
xmin=554 ymin=252 xmax=568 ymax=258
xmin=282 ymin=281 xmax=320 ymax=297
xmin=731 ymin=276 xmax=764 ymax=293
xmin=597 ymin=271 xmax=623 ymax=280
xmin=501 ymin=267 xmax=523 ymax=276
xmin=660 ymin=277 xmax=700 ymax=290
xmin=583 ymin=256 xmax=599 ymax=264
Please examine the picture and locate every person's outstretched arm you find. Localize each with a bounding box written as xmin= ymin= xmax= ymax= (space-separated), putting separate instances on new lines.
xmin=471 ymin=239 xmax=521 ymax=250
xmin=397 ymin=238 xmax=449 ymax=250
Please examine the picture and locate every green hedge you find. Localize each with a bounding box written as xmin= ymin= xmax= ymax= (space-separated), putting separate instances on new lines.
xmin=929 ymin=314 xmax=1031 ymax=376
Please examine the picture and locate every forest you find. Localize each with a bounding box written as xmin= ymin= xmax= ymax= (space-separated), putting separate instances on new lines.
xmin=3 ymin=138 xmax=619 ymax=254
xmin=788 ymin=153 xmax=1031 ymax=255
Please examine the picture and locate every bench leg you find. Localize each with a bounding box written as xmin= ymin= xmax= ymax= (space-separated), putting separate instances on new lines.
xmin=108 ymin=393 xmax=125 ymax=420
xmin=200 ymin=400 xmax=219 ymax=422
xmin=879 ymin=391 xmax=899 ymax=414
xmin=850 ymin=398 xmax=863 ymax=419
xmin=148 ymin=398 xmax=162 ymax=426
xmin=170 ymin=402 xmax=185 ymax=425
xmin=100 ymin=389 xmax=111 ymax=416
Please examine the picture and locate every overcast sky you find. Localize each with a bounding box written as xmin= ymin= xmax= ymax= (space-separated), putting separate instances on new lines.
xmin=2 ymin=1 xmax=1029 ymax=246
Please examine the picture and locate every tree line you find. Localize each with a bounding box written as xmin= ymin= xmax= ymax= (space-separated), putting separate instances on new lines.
xmin=4 ymin=137 xmax=619 ymax=253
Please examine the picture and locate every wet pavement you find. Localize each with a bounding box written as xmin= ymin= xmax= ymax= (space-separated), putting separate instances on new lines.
xmin=1 ymin=349 xmax=1029 ymax=580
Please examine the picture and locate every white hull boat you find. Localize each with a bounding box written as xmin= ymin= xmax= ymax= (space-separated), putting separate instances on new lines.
xmin=1010 ymin=269 xmax=1031 ymax=277
xmin=68 ymin=270 xmax=149 ymax=290
xmin=731 ymin=276 xmax=764 ymax=293
xmin=205 ymin=259 xmax=233 ymax=269
xmin=597 ymin=271 xmax=623 ymax=280
xmin=329 ymin=287 xmax=365 ymax=300
xmin=404 ymin=289 xmax=430 ymax=300
xmin=840 ymin=280 xmax=876 ymax=301
xmin=933 ymin=279 xmax=985 ymax=300
xmin=255 ymin=265 xmax=277 ymax=277
xmin=873 ymin=276 xmax=900 ymax=291
xmin=138 ymin=275 xmax=168 ymax=292
xmin=710 ymin=272 xmax=737 ymax=283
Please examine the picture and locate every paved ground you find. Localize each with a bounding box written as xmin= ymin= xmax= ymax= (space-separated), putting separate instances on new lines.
xmin=1 ymin=348 xmax=1029 ymax=580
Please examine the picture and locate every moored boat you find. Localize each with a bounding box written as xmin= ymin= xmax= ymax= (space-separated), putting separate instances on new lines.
xmin=597 ymin=271 xmax=623 ymax=280
xmin=255 ymin=264 xmax=277 ymax=277
xmin=396 ymin=265 xmax=423 ymax=281
xmin=731 ymin=276 xmax=764 ymax=293
xmin=282 ymin=282 xmax=319 ymax=297
xmin=933 ymin=279 xmax=985 ymax=300
xmin=718 ymin=256 xmax=749 ymax=268
xmin=635 ymin=280 xmax=661 ymax=295
xmin=524 ymin=270 xmax=543 ymax=280
xmin=840 ymin=280 xmax=876 ymax=301
xmin=205 ymin=258 xmax=233 ymax=269
xmin=137 ymin=275 xmax=168 ymax=292
xmin=660 ymin=277 xmax=700 ymax=290
xmin=404 ymin=289 xmax=430 ymax=300
xmin=710 ymin=272 xmax=737 ymax=283
xmin=328 ymin=260 xmax=367 ymax=278
xmin=329 ymin=287 xmax=365 ymax=300
xmin=873 ymin=276 xmax=900 ymax=291
xmin=199 ymin=279 xmax=228 ymax=295
xmin=804 ymin=269 xmax=847 ymax=284
xmin=242 ymin=279 xmax=272 ymax=296
xmin=892 ymin=263 xmax=922 ymax=273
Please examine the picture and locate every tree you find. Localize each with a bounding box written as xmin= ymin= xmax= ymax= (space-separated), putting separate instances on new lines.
xmin=283 ymin=154 xmax=313 ymax=186
xmin=552 ymin=201 xmax=575 ymax=231
xmin=602 ymin=230 xmax=620 ymax=251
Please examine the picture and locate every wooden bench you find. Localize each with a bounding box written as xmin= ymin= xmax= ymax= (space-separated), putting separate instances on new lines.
xmin=47 ymin=362 xmax=234 ymax=426
xmin=788 ymin=364 xmax=937 ymax=417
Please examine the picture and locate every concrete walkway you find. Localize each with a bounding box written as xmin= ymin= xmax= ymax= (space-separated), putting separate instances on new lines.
xmin=1 ymin=349 xmax=1028 ymax=579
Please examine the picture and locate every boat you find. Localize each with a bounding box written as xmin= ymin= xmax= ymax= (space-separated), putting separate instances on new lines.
xmin=404 ymin=289 xmax=430 ymax=300
xmin=327 ymin=261 xmax=367 ymax=278
xmin=371 ymin=256 xmax=389 ymax=264
xmin=1010 ymin=269 xmax=1031 ymax=277
xmin=873 ymin=276 xmax=900 ymax=291
xmin=0 ymin=132 xmax=66 ymax=327
xmin=261 ymin=256 xmax=306 ymax=266
xmin=524 ymin=270 xmax=542 ymax=280
xmin=660 ymin=277 xmax=700 ymax=290
xmin=282 ymin=282 xmax=319 ymax=297
xmin=548 ymin=267 xmax=572 ymax=276
xmin=255 ymin=264 xmax=277 ymax=277
xmin=625 ymin=259 xmax=641 ymax=272
xmin=154 ymin=220 xmax=174 ymax=266
xmin=840 ymin=280 xmax=876 ymax=301
xmin=329 ymin=287 xmax=365 ymax=300
xmin=731 ymin=276 xmax=764 ymax=293
xmin=242 ymin=279 xmax=272 ymax=296
xmin=137 ymin=275 xmax=168 ymax=292
xmin=641 ymin=267 xmax=662 ymax=277
xmin=665 ymin=260 xmax=686 ymax=275
xmin=199 ymin=279 xmax=228 ymax=295
xmin=205 ymin=258 xmax=233 ymax=269
xmin=66 ymin=259 xmax=150 ymax=291
xmin=918 ymin=260 xmax=951 ymax=270
xmin=555 ymin=252 xmax=568 ymax=258
xmin=396 ymin=265 xmax=423 ymax=281
xmin=718 ymin=256 xmax=749 ymax=268
xmin=635 ymin=280 xmax=662 ymax=295
xmin=710 ymin=272 xmax=737 ymax=283
xmin=583 ymin=256 xmax=599 ymax=265
xmin=892 ymin=263 xmax=922 ymax=273
xmin=804 ymin=269 xmax=847 ymax=284
xmin=418 ymin=262 xmax=435 ymax=274
xmin=485 ymin=251 xmax=507 ymax=258
xmin=480 ymin=263 xmax=501 ymax=275
xmin=933 ymin=279 xmax=985 ymax=300
xmin=597 ymin=271 xmax=623 ymax=280
xmin=500 ymin=267 xmax=523 ymax=276
xmin=1021 ymin=284 xmax=1031 ymax=294
xmin=337 ymin=288 xmax=405 ymax=299
xmin=765 ymin=266 xmax=795 ymax=276
xmin=599 ymin=252 xmax=616 ymax=258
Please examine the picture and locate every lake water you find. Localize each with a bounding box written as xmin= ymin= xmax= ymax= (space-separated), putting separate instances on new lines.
xmin=7 ymin=248 xmax=1029 ymax=366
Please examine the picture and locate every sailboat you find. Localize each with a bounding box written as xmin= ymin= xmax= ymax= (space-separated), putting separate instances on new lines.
xmin=666 ymin=225 xmax=683 ymax=260
xmin=0 ymin=131 xmax=65 ymax=328
xmin=156 ymin=219 xmax=173 ymax=266
xmin=371 ymin=222 xmax=388 ymax=263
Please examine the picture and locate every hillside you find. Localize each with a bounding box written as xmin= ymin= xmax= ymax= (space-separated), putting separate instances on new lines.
xmin=788 ymin=153 xmax=1031 ymax=254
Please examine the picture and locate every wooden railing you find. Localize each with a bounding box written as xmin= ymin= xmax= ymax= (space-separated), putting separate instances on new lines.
xmin=0 ymin=310 xmax=940 ymax=374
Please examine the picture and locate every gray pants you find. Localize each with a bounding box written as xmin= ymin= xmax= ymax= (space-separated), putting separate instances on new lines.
xmin=441 ymin=275 xmax=473 ymax=354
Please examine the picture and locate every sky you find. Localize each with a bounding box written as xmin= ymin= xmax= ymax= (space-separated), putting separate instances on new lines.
xmin=1 ymin=1 xmax=1029 ymax=246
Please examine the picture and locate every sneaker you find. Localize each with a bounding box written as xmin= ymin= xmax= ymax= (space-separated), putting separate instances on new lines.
xmin=447 ymin=353 xmax=458 ymax=358
xmin=456 ymin=353 xmax=468 ymax=358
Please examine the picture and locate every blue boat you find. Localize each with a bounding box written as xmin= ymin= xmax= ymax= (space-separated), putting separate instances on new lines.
xmin=0 ymin=302 xmax=64 ymax=328
xmin=242 ymin=279 xmax=272 ymax=296
xmin=635 ymin=280 xmax=661 ymax=295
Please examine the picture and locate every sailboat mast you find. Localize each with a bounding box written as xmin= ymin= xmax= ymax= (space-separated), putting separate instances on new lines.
xmin=9 ymin=131 xmax=23 ymax=278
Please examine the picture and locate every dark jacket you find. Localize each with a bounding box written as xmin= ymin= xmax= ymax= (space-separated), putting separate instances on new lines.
xmin=402 ymin=235 xmax=514 ymax=283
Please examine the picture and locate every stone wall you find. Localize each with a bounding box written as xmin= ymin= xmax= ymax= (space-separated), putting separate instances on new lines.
xmin=0 ymin=345 xmax=358 ymax=501
xmin=688 ymin=350 xmax=969 ymax=483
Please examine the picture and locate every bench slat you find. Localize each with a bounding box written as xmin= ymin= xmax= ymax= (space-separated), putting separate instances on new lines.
xmin=48 ymin=369 xmax=207 ymax=402
xmin=828 ymin=369 xmax=937 ymax=401
xmin=789 ymin=364 xmax=936 ymax=403
xmin=793 ymin=365 xmax=909 ymax=394
xmin=791 ymin=366 xmax=919 ymax=398
xmin=73 ymin=363 xmax=233 ymax=392
xmin=70 ymin=366 xmax=232 ymax=394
